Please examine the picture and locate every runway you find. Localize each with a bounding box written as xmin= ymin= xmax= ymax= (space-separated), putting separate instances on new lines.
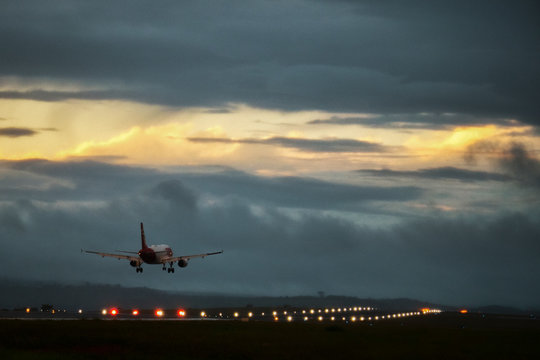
xmin=1 ymin=305 xmax=438 ymax=322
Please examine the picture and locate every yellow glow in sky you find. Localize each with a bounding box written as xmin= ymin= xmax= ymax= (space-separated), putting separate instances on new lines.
xmin=1 ymin=98 xmax=537 ymax=175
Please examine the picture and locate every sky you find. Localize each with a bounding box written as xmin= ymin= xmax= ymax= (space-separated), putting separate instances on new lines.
xmin=1 ymin=0 xmax=539 ymax=308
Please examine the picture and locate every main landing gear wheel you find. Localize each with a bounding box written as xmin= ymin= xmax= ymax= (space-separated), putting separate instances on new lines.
xmin=136 ymin=267 xmax=143 ymax=273
xmin=167 ymin=268 xmax=175 ymax=273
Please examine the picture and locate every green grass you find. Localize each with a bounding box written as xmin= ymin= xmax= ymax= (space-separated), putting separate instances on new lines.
xmin=0 ymin=314 xmax=538 ymax=359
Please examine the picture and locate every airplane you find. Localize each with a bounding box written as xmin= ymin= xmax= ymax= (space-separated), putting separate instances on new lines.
xmin=83 ymin=223 xmax=222 ymax=273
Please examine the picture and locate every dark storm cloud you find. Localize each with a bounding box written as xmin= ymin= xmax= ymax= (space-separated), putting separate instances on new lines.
xmin=152 ymin=180 xmax=197 ymax=211
xmin=0 ymin=127 xmax=38 ymax=137
xmin=465 ymin=141 xmax=540 ymax=188
xmin=0 ymin=159 xmax=422 ymax=209
xmin=362 ymin=141 xmax=540 ymax=188
xmin=0 ymin=159 xmax=162 ymax=202
xmin=358 ymin=167 xmax=510 ymax=183
xmin=181 ymin=172 xmax=422 ymax=209
xmin=0 ymin=89 xmax=132 ymax=102
xmin=1 ymin=0 xmax=538 ymax=126
xmin=188 ymin=136 xmax=387 ymax=153
xmin=4 ymin=159 xmax=157 ymax=183
xmin=309 ymin=114 xmax=521 ymax=130
xmin=498 ymin=143 xmax=540 ymax=188
xmin=0 ymin=164 xmax=539 ymax=307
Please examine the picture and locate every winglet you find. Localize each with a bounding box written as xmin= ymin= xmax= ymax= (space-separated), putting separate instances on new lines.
xmin=140 ymin=222 xmax=148 ymax=249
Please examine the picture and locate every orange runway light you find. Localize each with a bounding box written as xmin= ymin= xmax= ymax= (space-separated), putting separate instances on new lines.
xmin=460 ymin=309 xmax=468 ymax=314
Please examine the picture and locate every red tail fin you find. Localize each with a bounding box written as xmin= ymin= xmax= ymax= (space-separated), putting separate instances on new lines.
xmin=140 ymin=222 xmax=148 ymax=249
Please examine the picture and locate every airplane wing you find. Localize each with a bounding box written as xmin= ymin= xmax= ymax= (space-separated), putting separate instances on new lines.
xmin=82 ymin=249 xmax=139 ymax=262
xmin=162 ymin=250 xmax=223 ymax=263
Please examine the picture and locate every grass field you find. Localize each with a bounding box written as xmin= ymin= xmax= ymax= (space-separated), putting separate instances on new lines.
xmin=1 ymin=313 xmax=538 ymax=359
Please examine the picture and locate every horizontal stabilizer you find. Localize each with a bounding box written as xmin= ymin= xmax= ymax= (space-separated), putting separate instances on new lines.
xmin=115 ymin=250 xmax=139 ymax=254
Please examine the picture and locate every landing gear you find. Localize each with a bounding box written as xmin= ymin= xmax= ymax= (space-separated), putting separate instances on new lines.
xmin=136 ymin=267 xmax=143 ymax=273
xmin=167 ymin=262 xmax=175 ymax=273
xmin=162 ymin=265 xmax=166 ymax=271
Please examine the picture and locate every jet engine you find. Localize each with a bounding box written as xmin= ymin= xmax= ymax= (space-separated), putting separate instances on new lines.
xmin=178 ymin=259 xmax=188 ymax=268
xmin=130 ymin=260 xmax=139 ymax=267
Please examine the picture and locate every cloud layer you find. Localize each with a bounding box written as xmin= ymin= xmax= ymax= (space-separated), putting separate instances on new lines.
xmin=358 ymin=167 xmax=510 ymax=183
xmin=1 ymin=0 xmax=538 ymax=127
xmin=188 ymin=136 xmax=387 ymax=153
xmin=1 ymin=160 xmax=539 ymax=307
